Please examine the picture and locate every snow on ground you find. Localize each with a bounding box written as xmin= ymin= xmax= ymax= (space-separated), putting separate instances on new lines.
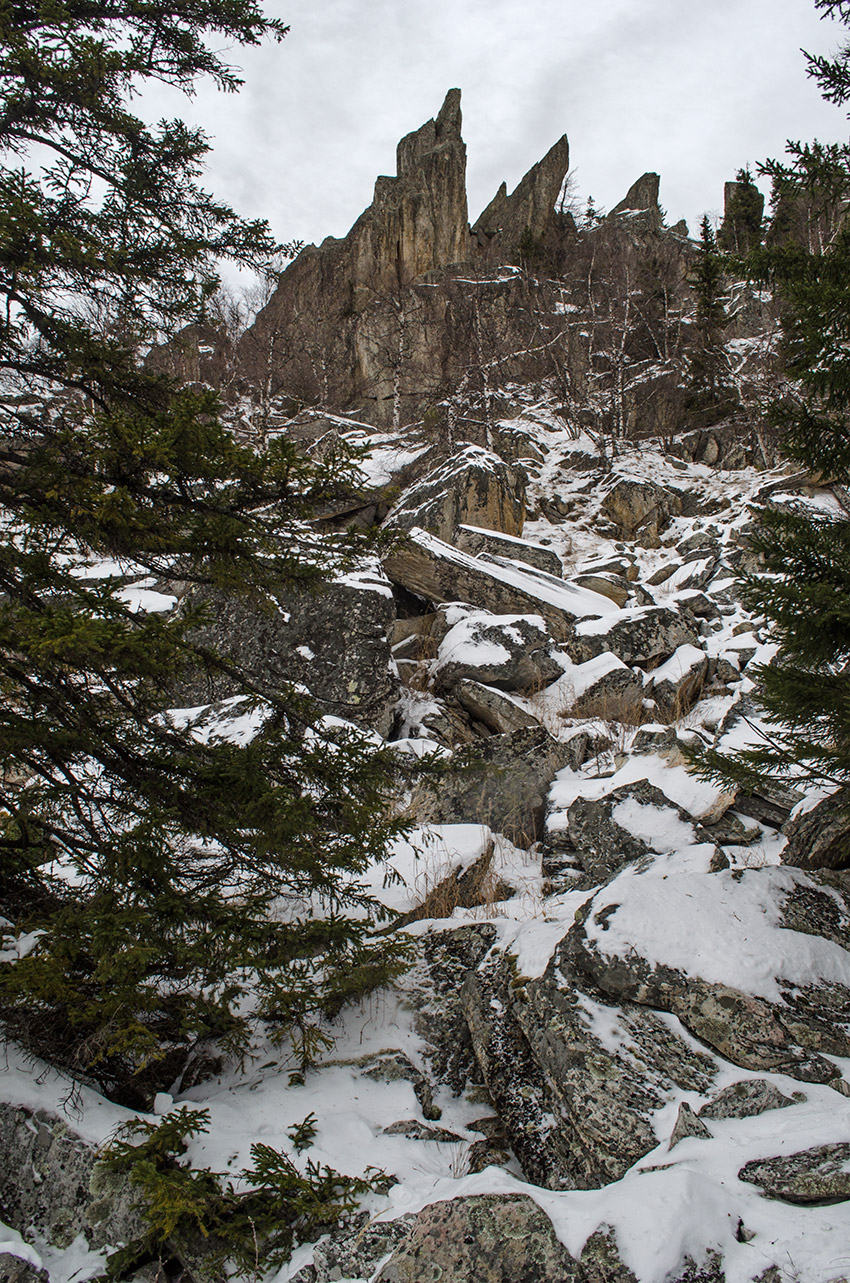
xmin=5 ymin=432 xmax=849 ymax=1283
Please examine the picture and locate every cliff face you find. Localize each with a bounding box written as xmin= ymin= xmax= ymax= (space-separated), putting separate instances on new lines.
xmin=171 ymin=90 xmax=780 ymax=448
xmin=236 ymin=89 xmax=578 ymax=428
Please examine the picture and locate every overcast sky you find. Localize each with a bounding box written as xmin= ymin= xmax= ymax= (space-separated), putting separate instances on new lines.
xmin=151 ymin=0 xmax=849 ymax=255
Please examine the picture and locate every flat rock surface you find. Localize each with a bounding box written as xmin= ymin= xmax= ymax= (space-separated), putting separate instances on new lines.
xmin=559 ymin=862 xmax=850 ymax=1083
xmin=375 ymin=1194 xmax=584 ymax=1282
xmin=739 ymin=1142 xmax=850 ymax=1204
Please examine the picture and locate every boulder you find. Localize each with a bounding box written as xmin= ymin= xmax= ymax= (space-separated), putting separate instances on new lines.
xmin=570 ymin=573 xmax=630 ymax=607
xmin=374 ymin=1194 xmax=583 ymax=1283
xmin=409 ymin=924 xmax=500 ymax=1095
xmin=663 ymin=556 xmax=719 ymax=593
xmin=432 ymin=609 xmax=562 ymax=693
xmin=647 ymin=644 xmax=709 ymax=720
xmin=461 ymin=947 xmax=716 ymax=1190
xmin=600 ymin=476 xmax=682 ymax=540
xmin=559 ymin=863 xmax=850 ymax=1084
xmin=455 ymin=524 xmax=563 ymax=576
xmin=288 ymin=1213 xmax=415 ymax=1283
xmin=453 ymin=679 xmax=540 ymax=734
xmin=548 ymin=652 xmax=645 ymax=722
xmin=383 ymin=528 xmax=617 ymax=637
xmin=0 ymin=1258 xmax=50 ymax=1283
xmin=668 ymin=1101 xmax=712 ymax=1148
xmin=571 ymin=605 xmax=698 ymax=667
xmin=782 ymin=788 xmax=850 ymax=870
xmin=561 ymin=779 xmax=706 ymax=882
xmin=421 ymin=726 xmax=588 ymax=844
xmin=0 ymin=1103 xmax=142 ymax=1253
xmin=698 ymin=1078 xmax=799 ymax=1121
xmin=739 ymin=1143 xmax=850 ymax=1204
xmin=385 ymin=446 xmax=526 ymax=541
xmin=174 ymin=562 xmax=398 ymax=736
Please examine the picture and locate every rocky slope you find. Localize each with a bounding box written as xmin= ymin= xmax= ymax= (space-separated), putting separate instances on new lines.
xmin=3 ymin=93 xmax=850 ymax=1283
xmin=3 ymin=407 xmax=850 ymax=1283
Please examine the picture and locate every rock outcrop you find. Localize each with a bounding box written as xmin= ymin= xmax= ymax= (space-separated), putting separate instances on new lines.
xmin=472 ymin=134 xmax=571 ymax=264
xmin=609 ymin=172 xmax=663 ymax=232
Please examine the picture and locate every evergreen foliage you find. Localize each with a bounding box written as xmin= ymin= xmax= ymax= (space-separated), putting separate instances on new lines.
xmin=103 ymin=1107 xmax=390 ymax=1278
xmin=0 ymin=3 xmax=412 ymax=1107
xmin=684 ymin=216 xmax=735 ymax=421
xmin=717 ymin=167 xmax=765 ymax=254
xmin=699 ymin=3 xmax=850 ymax=791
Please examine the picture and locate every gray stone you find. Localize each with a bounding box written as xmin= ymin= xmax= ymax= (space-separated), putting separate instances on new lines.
xmin=734 ymin=780 xmax=806 ymax=829
xmin=288 ymin=1212 xmax=416 ymax=1283
xmin=560 ymin=867 xmax=850 ymax=1085
xmin=240 ymin=90 xmax=470 ymax=428
xmin=383 ymin=528 xmax=613 ymax=638
xmin=358 ymin=1052 xmax=440 ymax=1121
xmin=783 ymin=787 xmax=850 ymax=870
xmin=600 ymin=476 xmax=682 ymax=541
xmin=571 ymin=605 xmax=698 ymax=667
xmin=739 ymin=1143 xmax=850 ymax=1204
xmin=563 ymin=779 xmax=703 ymax=883
xmin=461 ymin=948 xmax=716 ymax=1191
xmin=0 ymin=1103 xmax=143 ymax=1255
xmin=433 ymin=611 xmax=562 ymax=694
xmin=0 ymin=1256 xmax=50 ymax=1283
xmin=175 ymin=564 xmax=398 ymax=736
xmin=779 ymin=868 xmax=850 ymax=951
xmin=453 ymin=680 xmax=540 ymax=734
xmin=418 ymin=699 xmax=479 ymax=748
xmin=420 ymin=726 xmax=589 ymax=844
xmin=668 ymin=1101 xmax=712 ymax=1147
xmin=631 ymin=724 xmax=678 ymax=754
xmin=580 ymin=1227 xmax=639 ymax=1283
xmin=698 ymin=1079 xmax=799 ymax=1121
xmin=454 ymin=524 xmax=563 ymax=577
xmin=566 ymin=657 xmax=645 ymax=722
xmin=571 ymin=573 xmax=631 ymax=607
xmin=408 ymin=924 xmax=499 ymax=1095
xmin=375 ymin=1194 xmax=583 ymax=1283
xmin=385 ymin=446 xmax=526 ymax=542
xmin=674 ymin=590 xmax=721 ymax=620
xmin=647 ymin=644 xmax=709 ymax=721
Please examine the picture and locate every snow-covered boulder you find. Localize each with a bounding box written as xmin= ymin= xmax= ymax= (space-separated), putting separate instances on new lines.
xmin=454 ymin=523 xmax=563 ymax=577
xmin=739 ymin=1142 xmax=850 ymax=1205
xmin=383 ymin=445 xmax=526 ymax=541
xmin=460 ymin=945 xmax=717 ymax=1190
xmin=570 ymin=604 xmax=698 ymax=667
xmin=540 ymin=652 xmax=644 ymax=722
xmin=647 ymin=643 xmax=709 ymax=720
xmin=432 ymin=609 xmax=562 ymax=694
xmin=560 ymin=861 xmax=850 ymax=1083
xmin=174 ymin=561 xmax=399 ymax=735
xmin=782 ymin=787 xmax=850 ymax=870
xmin=383 ymin=528 xmax=617 ymax=636
xmin=559 ymin=779 xmax=709 ymax=883
xmin=453 ymin=679 xmax=540 ymax=735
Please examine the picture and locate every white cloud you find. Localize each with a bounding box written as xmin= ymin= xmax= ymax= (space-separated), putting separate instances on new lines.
xmin=139 ymin=0 xmax=849 ymax=253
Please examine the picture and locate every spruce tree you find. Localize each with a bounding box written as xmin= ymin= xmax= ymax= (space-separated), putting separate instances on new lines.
xmin=0 ymin=3 xmax=410 ymax=1106
xmin=684 ymin=216 xmax=735 ymax=422
xmin=701 ymin=1 xmax=850 ymax=791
